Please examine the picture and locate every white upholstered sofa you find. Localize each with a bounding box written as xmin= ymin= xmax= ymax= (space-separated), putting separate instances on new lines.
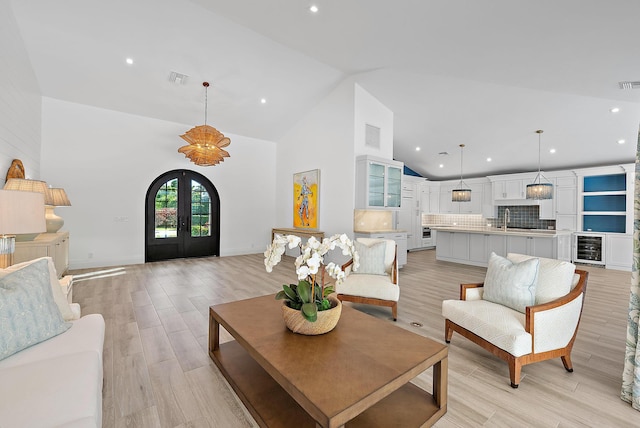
xmin=0 ymin=257 xmax=105 ymax=427
xmin=442 ymin=253 xmax=588 ymax=388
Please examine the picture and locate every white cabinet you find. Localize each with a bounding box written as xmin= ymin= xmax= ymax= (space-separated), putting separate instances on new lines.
xmin=557 ymin=233 xmax=572 ymax=262
xmin=354 ymin=231 xmax=407 ymax=268
xmin=482 ymin=182 xmax=495 ymax=218
xmin=436 ymin=230 xmax=560 ymax=267
xmin=506 ymin=235 xmax=555 ymax=259
xmin=439 ymin=183 xmax=483 ymax=214
xmin=468 ymin=234 xmax=488 ymax=264
xmin=435 ymin=231 xmax=470 ymax=262
xmin=493 ymin=179 xmax=525 ymax=200
xmin=556 ymin=179 xmax=578 ymax=230
xmin=420 ymin=182 xmax=440 ymax=214
xmin=606 ymin=234 xmax=632 ymax=271
xmin=428 ymin=183 xmax=440 ymax=214
xmin=435 ymin=231 xmax=453 ymax=258
xmin=355 ymin=155 xmax=404 ymax=209
xmin=14 ymin=232 xmax=70 ymax=277
xmin=398 ymin=180 xmax=423 ymax=250
xmin=487 ymin=234 xmax=507 ymax=258
xmin=468 ymin=233 xmax=508 ymax=265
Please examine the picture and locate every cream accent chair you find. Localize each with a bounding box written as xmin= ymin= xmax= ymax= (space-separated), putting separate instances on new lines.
xmin=337 ymin=238 xmax=399 ymax=321
xmin=442 ymin=253 xmax=589 ymax=388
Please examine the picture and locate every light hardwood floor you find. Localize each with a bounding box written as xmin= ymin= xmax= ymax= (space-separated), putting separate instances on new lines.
xmin=72 ymin=249 xmax=640 ymax=427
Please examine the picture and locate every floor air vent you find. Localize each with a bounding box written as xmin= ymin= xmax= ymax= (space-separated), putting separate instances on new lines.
xmin=618 ymin=81 xmax=640 ymax=90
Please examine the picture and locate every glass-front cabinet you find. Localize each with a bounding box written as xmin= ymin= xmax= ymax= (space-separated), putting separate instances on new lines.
xmin=356 ymin=155 xmax=404 ymax=209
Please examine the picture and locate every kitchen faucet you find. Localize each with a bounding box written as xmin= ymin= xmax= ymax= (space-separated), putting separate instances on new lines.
xmin=503 ymin=208 xmax=510 ymax=231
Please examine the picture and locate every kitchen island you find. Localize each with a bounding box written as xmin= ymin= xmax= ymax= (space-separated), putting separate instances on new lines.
xmin=430 ymin=226 xmax=573 ymax=267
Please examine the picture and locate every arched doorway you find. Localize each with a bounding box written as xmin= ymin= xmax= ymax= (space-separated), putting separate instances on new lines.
xmin=145 ymin=169 xmax=220 ymax=262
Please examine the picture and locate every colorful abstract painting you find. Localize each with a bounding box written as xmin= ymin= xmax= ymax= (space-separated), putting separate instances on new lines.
xmin=293 ymin=169 xmax=319 ymax=229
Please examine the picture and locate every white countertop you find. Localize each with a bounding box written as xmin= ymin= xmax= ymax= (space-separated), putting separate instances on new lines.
xmin=354 ymin=229 xmax=407 ymax=234
xmin=429 ymin=225 xmax=573 ymax=238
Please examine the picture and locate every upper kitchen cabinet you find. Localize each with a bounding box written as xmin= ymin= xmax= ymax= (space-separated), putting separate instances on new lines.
xmin=439 ymin=180 xmax=485 ymax=214
xmin=554 ymin=175 xmax=578 ymax=230
xmin=355 ymin=155 xmax=404 ymax=209
xmin=420 ymin=182 xmax=440 ymax=214
xmin=493 ymin=178 xmax=525 ymax=200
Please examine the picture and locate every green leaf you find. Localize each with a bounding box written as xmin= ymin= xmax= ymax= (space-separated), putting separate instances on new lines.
xmin=282 ymin=284 xmax=298 ymax=301
xmin=301 ymin=302 xmax=318 ymax=322
xmin=275 ymin=290 xmax=287 ymax=300
xmin=323 ymin=285 xmax=335 ymax=297
xmin=297 ymin=280 xmax=312 ymax=303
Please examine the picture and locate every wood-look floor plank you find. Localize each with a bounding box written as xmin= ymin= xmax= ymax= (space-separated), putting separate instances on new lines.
xmin=70 ymin=249 xmax=640 ymax=428
xmin=147 ymin=359 xmax=204 ymax=428
xmin=139 ymin=325 xmax=177 ymax=365
xmin=113 ymin=352 xmax=155 ymax=418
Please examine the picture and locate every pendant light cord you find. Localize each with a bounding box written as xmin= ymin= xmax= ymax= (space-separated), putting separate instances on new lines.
xmin=203 ymin=82 xmax=210 ymax=126
xmin=459 ymin=144 xmax=465 ymax=186
xmin=536 ymin=129 xmax=543 ymax=184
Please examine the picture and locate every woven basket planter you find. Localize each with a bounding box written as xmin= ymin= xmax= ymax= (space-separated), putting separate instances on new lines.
xmin=281 ymin=295 xmax=342 ymax=335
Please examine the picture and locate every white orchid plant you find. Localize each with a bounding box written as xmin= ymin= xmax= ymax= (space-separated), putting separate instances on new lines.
xmin=264 ymin=233 xmax=359 ymax=322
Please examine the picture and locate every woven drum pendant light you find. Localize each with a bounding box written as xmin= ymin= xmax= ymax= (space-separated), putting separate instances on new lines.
xmin=178 ymin=82 xmax=231 ymax=166
xmin=452 ymin=144 xmax=471 ymax=202
xmin=526 ymin=130 xmax=553 ymax=200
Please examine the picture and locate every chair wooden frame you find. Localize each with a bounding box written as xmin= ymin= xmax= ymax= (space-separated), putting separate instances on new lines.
xmin=337 ymin=244 xmax=399 ymax=321
xmin=444 ymin=269 xmax=589 ymax=388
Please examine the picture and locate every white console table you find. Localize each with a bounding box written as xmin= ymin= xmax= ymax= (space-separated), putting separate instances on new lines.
xmin=14 ymin=232 xmax=69 ymax=277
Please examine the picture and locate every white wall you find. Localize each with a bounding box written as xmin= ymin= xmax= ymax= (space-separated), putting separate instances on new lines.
xmin=0 ymin=1 xmax=41 ymax=182
xmin=276 ymin=78 xmax=357 ymax=240
xmin=41 ymin=97 xmax=277 ymax=269
xmin=354 ymin=83 xmax=395 ymax=160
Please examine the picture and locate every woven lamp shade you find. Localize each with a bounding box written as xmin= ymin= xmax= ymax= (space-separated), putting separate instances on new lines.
xmin=46 ymin=188 xmax=72 ymax=207
xmin=178 ymin=124 xmax=231 ymax=166
xmin=3 ymin=178 xmax=53 ymax=205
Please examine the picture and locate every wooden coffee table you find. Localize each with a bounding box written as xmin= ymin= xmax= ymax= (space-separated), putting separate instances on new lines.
xmin=209 ymin=294 xmax=447 ymax=427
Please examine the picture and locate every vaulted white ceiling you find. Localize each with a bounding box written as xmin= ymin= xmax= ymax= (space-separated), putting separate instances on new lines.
xmin=11 ymin=0 xmax=640 ymax=180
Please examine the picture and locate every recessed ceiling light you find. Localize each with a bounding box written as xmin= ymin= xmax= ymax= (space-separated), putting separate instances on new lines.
xmin=549 ymin=148 xmax=556 ymax=154
xmin=618 ymin=139 xmax=626 ymax=144
xmin=610 ymin=107 xmax=620 ymax=113
xmin=125 ymin=58 xmax=133 ymax=65
xmin=415 ymin=147 xmax=421 ymax=151
xmin=486 ymin=157 xmax=492 ymax=162
xmin=309 ymin=5 xmax=319 ymax=13
xmin=260 ymin=98 xmax=267 ymax=104
xmin=439 ymin=164 xmax=444 ymax=168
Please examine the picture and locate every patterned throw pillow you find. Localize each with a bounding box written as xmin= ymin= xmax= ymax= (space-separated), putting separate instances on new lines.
xmin=353 ymin=240 xmax=387 ymax=275
xmin=0 ymin=257 xmax=74 ymax=321
xmin=483 ymin=252 xmax=539 ymax=313
xmin=0 ymin=259 xmax=71 ymax=361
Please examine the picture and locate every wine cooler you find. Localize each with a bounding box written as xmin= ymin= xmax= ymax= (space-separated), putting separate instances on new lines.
xmin=573 ymin=233 xmax=606 ymax=265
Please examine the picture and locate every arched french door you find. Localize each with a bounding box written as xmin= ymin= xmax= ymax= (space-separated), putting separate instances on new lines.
xmin=145 ymin=170 xmax=220 ymax=262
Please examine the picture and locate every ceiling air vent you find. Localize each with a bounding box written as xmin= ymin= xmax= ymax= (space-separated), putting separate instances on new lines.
xmin=618 ymin=81 xmax=640 ymax=90
xmin=169 ymin=71 xmax=189 ymax=85
xmin=365 ymin=124 xmax=381 ymax=149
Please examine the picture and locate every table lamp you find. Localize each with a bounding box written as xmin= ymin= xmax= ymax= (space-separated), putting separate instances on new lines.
xmin=45 ymin=187 xmax=72 ymax=233
xmin=3 ymin=178 xmax=51 ymax=240
xmin=0 ymin=189 xmax=46 ymax=268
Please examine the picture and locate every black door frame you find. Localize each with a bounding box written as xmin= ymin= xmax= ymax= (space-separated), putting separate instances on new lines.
xmin=145 ymin=169 xmax=220 ymax=262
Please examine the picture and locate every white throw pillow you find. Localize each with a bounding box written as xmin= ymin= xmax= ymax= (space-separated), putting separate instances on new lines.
xmin=0 ymin=257 xmax=75 ymax=321
xmin=507 ymin=253 xmax=576 ymax=304
xmin=353 ymin=240 xmax=387 ymax=275
xmin=483 ymin=252 xmax=539 ymax=313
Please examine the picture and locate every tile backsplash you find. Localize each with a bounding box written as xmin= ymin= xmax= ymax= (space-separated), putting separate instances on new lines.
xmin=423 ymin=214 xmax=487 ymax=228
xmin=423 ymin=206 xmax=556 ymax=230
xmin=492 ymin=206 xmax=556 ymax=230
